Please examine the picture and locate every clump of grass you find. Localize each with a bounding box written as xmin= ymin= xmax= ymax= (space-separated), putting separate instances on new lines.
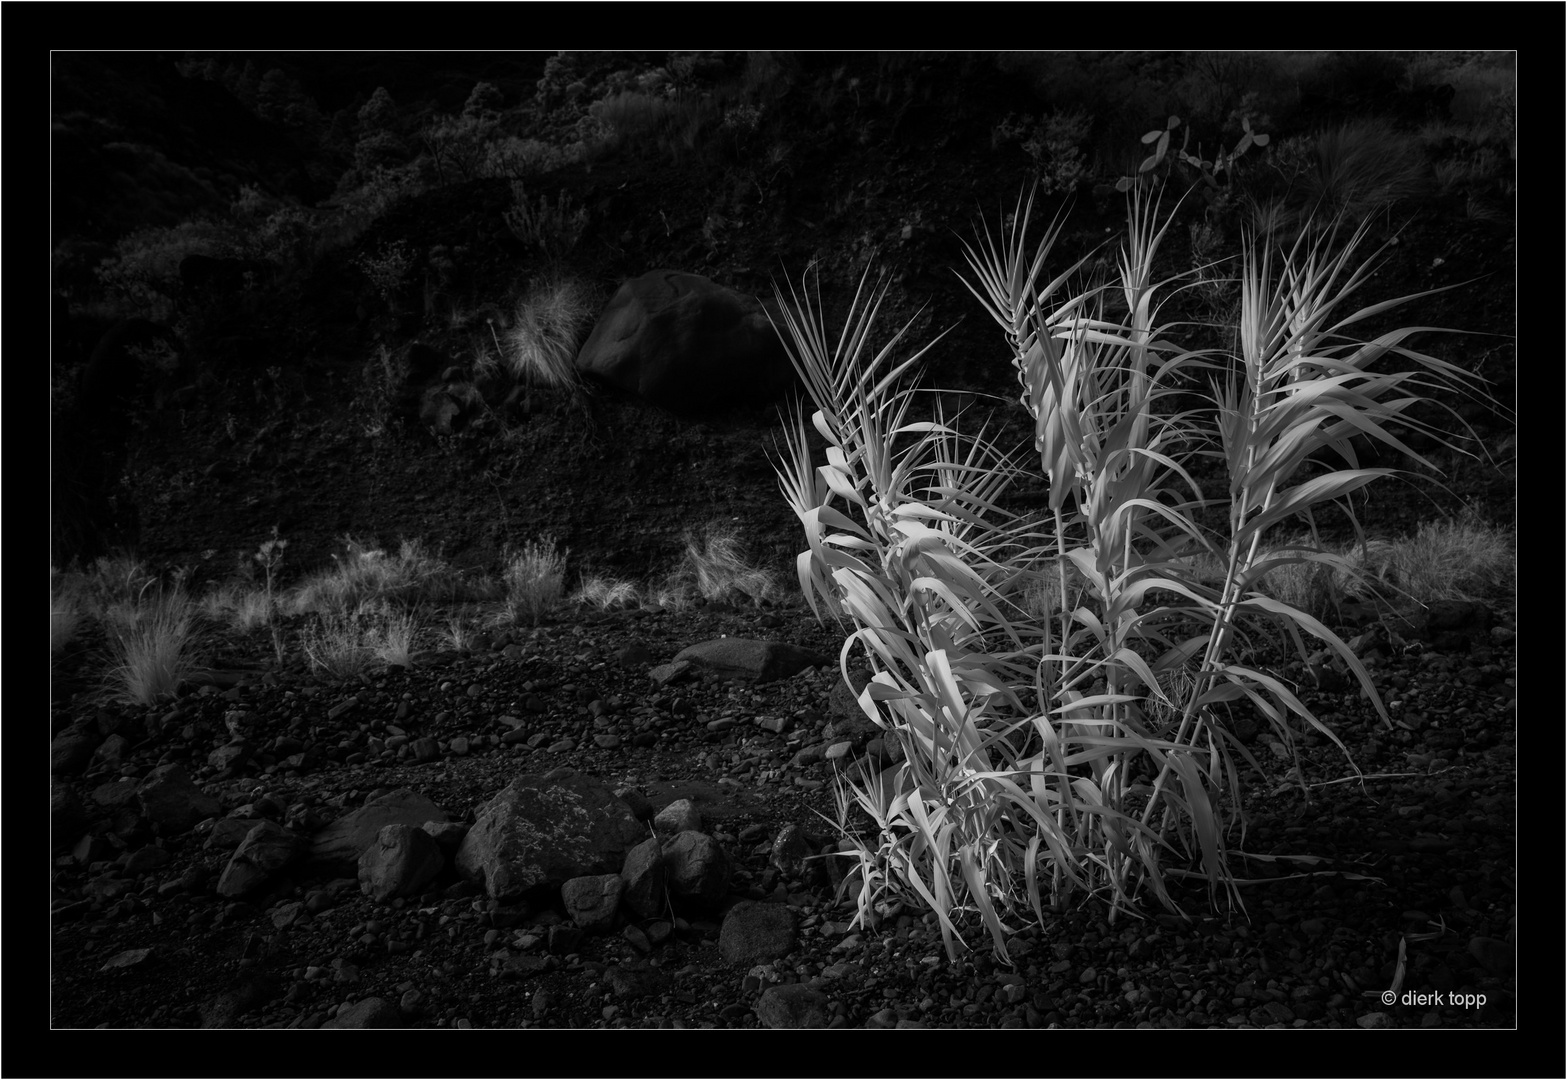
xmin=101 ymin=584 xmax=200 ymax=705
xmin=1300 ymin=118 xmax=1430 ymax=222
xmin=51 ymin=568 xmax=85 ymax=656
xmin=1346 ymin=516 xmax=1515 ymax=608
xmin=300 ymin=613 xmax=369 ymax=679
xmin=198 ymin=582 xmax=274 ymax=632
xmin=1254 ymin=516 xmax=1515 ymax=621
xmin=1253 ymin=542 xmax=1351 ymax=620
xmin=446 ymin=606 xmax=481 ymax=652
xmin=290 ymin=536 xmax=468 ymax=615
xmin=300 ymin=607 xmax=422 ymax=678
xmin=680 ymin=522 xmax=781 ymax=605
xmin=503 ymin=276 xmax=596 ymax=390
xmin=368 ymin=609 xmax=421 ymax=666
xmin=573 ymin=574 xmax=640 ymax=610
xmin=82 ymin=554 xmax=158 ymax=614
xmin=503 ymin=537 xmax=567 ymax=625
xmin=648 ymin=577 xmax=696 ymax=612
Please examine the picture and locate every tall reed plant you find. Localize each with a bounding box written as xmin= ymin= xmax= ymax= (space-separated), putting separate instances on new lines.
xmin=772 ymin=183 xmax=1487 ymax=961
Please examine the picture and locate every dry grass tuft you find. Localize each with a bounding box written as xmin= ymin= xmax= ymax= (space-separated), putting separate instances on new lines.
xmin=573 ymin=575 xmax=641 ymax=610
xmin=51 ymin=568 xmax=85 ymax=656
xmin=1300 ymin=118 xmax=1430 ymax=221
xmin=503 ymin=538 xmax=567 ymax=625
xmin=301 ymin=608 xmax=422 ymax=678
xmin=101 ymin=585 xmax=200 ymax=705
xmin=290 ymin=537 xmax=473 ymax=615
xmin=503 ymin=277 xmax=596 ymax=389
xmin=680 ymin=522 xmax=781 ymax=605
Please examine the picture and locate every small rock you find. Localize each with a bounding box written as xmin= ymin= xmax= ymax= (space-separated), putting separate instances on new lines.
xmin=136 ymin=763 xmax=222 ymax=835
xmin=562 ymin=874 xmax=625 ymax=934
xmin=358 ymin=824 xmax=445 ymax=903
xmin=322 ymin=996 xmax=401 ymax=1029
xmin=614 ymin=787 xmax=654 ymax=821
xmin=1468 ymin=936 xmax=1514 ymax=975
xmin=99 ymin=947 xmax=155 ymax=972
xmin=755 ymin=984 xmax=831 ymax=1029
xmin=51 ymin=731 xmax=98 ymax=777
xmin=770 ymin=825 xmax=811 ymax=875
xmin=615 ymin=644 xmax=653 ymax=667
xmin=216 ymin=821 xmax=302 ymax=897
xmin=719 ymin=901 xmax=798 ymax=965
xmin=620 ymin=837 xmax=667 ymax=919
xmin=661 ymin=831 xmax=731 ymax=907
xmin=653 ymin=799 xmax=702 ymax=835
xmin=865 ymin=1006 xmax=899 ymax=1028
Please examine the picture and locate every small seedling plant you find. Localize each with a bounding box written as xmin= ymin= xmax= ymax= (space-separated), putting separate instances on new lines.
xmin=772 ymin=181 xmax=1487 ymax=962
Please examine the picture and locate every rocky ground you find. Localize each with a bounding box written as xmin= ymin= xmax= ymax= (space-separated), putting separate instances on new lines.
xmin=50 ymin=587 xmax=1516 ymax=1030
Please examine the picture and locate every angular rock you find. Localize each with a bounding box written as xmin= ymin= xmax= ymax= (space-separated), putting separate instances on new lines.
xmin=648 ymin=660 xmax=694 ymax=687
xmin=720 ymin=901 xmax=798 ymax=965
xmin=605 ymin=961 xmax=664 ymax=1000
xmin=1468 ymin=936 xmax=1515 ymax=975
xmin=51 ymin=783 xmax=88 ymax=853
xmin=755 ymin=983 xmax=831 ymax=1029
xmin=322 ymin=996 xmax=401 ymax=1029
xmin=358 ymin=824 xmax=445 ymax=903
xmin=672 ymin=639 xmax=833 ymax=683
xmin=122 ymin=845 xmax=172 ymax=874
xmin=661 ymin=830 xmax=731 ymax=907
xmin=574 ymin=269 xmax=797 ymax=415
xmin=216 ymin=821 xmax=303 ymax=897
xmin=770 ymin=824 xmax=812 ymax=876
xmin=91 ymin=778 xmax=139 ymax=809
xmin=136 ymin=764 xmax=222 ymax=835
xmin=653 ymin=798 xmax=702 ymax=835
xmin=198 ymin=973 xmax=278 ymax=1028
xmin=88 ymin=733 xmax=131 ymax=773
xmin=72 ymin=834 xmax=115 ymax=866
xmin=620 ymin=837 xmax=667 ymax=919
xmin=455 ymin=772 xmax=646 ymax=903
xmin=307 ymin=789 xmax=448 ymax=877
xmin=51 ymin=731 xmax=99 ymax=777
xmin=205 ymin=817 xmax=267 ymax=852
xmin=615 ymin=643 xmax=653 ymax=668
xmin=421 ymin=820 xmax=468 ymax=856
xmin=826 ymin=668 xmax=879 ymax=739
xmin=614 ymin=787 xmax=654 ymax=822
xmin=562 ymin=874 xmax=625 ymax=934
xmin=207 ymin=741 xmax=252 ymax=773
xmin=99 ymin=947 xmax=156 ymax=973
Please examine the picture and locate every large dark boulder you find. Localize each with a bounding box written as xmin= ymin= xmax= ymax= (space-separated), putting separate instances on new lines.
xmin=575 ymin=270 xmax=797 ymax=415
